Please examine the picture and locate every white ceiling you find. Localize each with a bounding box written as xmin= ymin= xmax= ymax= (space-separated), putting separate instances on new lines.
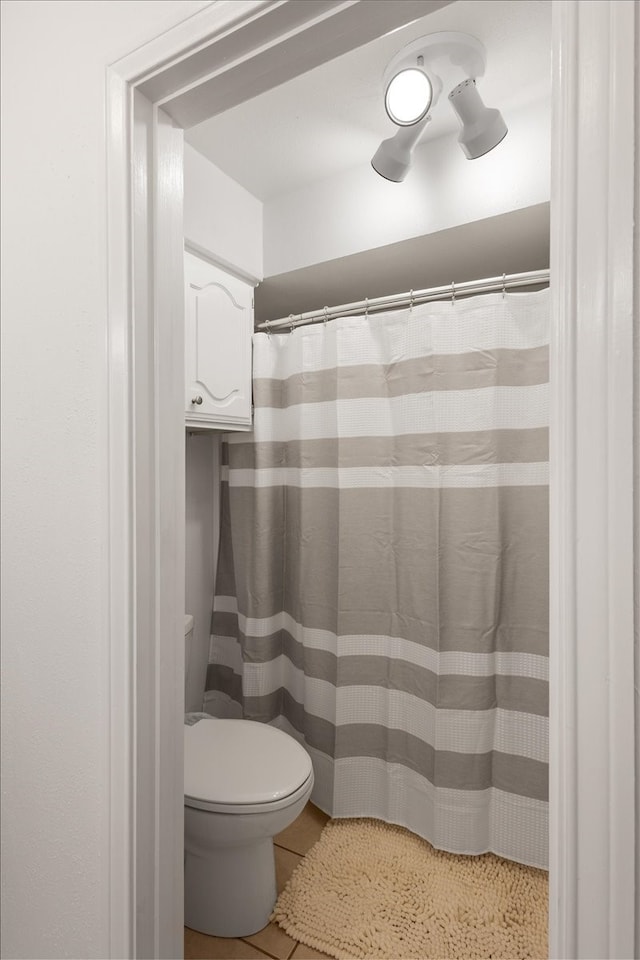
xmin=185 ymin=0 xmax=551 ymax=202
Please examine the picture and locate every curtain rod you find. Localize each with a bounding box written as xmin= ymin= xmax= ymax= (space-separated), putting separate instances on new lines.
xmin=257 ymin=269 xmax=550 ymax=332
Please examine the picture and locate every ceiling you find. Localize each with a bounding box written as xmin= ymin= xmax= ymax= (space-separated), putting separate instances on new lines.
xmin=185 ymin=0 xmax=552 ymax=202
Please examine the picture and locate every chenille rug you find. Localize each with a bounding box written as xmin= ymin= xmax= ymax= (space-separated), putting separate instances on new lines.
xmin=271 ymin=818 xmax=548 ymax=960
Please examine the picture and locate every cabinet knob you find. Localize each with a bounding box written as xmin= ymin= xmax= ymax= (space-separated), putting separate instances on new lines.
xmin=191 ymin=395 xmax=203 ymax=405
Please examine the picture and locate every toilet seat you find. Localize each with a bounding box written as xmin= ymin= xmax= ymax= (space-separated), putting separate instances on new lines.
xmin=184 ymin=718 xmax=313 ymax=814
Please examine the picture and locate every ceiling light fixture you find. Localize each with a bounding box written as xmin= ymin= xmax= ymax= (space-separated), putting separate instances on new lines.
xmin=372 ymin=32 xmax=508 ymax=182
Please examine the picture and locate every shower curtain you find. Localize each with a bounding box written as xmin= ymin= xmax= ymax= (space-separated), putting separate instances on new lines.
xmin=208 ymin=288 xmax=549 ymax=870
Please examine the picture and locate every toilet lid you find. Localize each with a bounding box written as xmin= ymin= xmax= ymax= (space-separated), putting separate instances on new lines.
xmin=184 ymin=718 xmax=313 ymax=806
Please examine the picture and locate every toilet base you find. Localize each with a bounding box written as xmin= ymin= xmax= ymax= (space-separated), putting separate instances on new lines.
xmin=185 ymin=836 xmax=277 ymax=938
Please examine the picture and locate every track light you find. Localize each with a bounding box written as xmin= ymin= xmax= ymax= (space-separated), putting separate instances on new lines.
xmin=371 ymin=116 xmax=431 ymax=182
xmin=372 ymin=32 xmax=508 ymax=180
xmin=448 ymin=78 xmax=508 ymax=159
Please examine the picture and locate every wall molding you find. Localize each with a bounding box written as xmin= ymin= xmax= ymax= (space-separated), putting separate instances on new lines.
xmin=184 ymin=238 xmax=261 ymax=287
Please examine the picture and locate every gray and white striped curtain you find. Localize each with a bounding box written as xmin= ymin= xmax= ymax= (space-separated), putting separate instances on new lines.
xmin=209 ymin=288 xmax=549 ymax=869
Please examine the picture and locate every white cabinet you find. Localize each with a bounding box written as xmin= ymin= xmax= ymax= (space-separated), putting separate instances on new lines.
xmin=184 ymin=251 xmax=253 ymax=431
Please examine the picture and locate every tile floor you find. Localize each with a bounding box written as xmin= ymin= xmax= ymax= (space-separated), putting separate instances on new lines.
xmin=184 ymin=802 xmax=333 ymax=960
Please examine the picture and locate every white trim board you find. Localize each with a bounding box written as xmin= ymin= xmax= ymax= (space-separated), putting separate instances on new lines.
xmin=184 ymin=238 xmax=261 ymax=287
xmin=106 ymin=1 xmax=638 ymax=957
xmin=548 ymin=2 xmax=637 ymax=959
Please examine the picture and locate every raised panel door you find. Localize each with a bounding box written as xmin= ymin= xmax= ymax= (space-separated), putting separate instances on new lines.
xmin=185 ymin=252 xmax=253 ymax=430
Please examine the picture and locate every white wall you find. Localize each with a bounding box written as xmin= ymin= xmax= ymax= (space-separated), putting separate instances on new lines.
xmin=264 ymin=97 xmax=550 ymax=276
xmin=185 ymin=434 xmax=219 ymax=714
xmin=0 ymin=2 xmax=212 ymax=958
xmin=184 ymin=143 xmax=263 ymax=281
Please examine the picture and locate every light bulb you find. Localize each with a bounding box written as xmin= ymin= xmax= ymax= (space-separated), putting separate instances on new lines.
xmin=384 ymin=68 xmax=432 ymax=126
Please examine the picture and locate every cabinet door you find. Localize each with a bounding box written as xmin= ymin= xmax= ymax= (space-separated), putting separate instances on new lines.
xmin=185 ymin=252 xmax=253 ymax=430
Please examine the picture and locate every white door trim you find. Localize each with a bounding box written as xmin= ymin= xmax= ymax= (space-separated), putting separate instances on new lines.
xmin=105 ymin=64 xmax=135 ymax=960
xmin=106 ymin=1 xmax=638 ymax=957
xmin=548 ymin=2 xmax=637 ymax=958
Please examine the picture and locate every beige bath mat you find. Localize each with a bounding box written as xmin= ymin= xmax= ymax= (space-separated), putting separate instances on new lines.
xmin=272 ymin=818 xmax=548 ymax=960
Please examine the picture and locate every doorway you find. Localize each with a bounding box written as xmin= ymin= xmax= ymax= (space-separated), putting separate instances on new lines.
xmin=106 ymin=2 xmax=638 ymax=957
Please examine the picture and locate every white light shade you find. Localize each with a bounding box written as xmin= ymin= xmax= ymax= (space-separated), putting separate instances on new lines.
xmin=448 ymin=79 xmax=508 ymax=159
xmin=371 ymin=116 xmax=431 ymax=182
xmin=384 ymin=68 xmax=432 ymax=126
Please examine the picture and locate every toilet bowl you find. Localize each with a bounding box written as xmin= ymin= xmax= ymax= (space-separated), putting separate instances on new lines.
xmin=183 ymin=701 xmax=314 ymax=937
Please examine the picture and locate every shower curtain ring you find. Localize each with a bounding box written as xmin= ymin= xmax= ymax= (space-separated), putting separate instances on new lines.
xmin=502 ymin=273 xmax=507 ymax=299
xmin=288 ymin=314 xmax=295 ymax=335
xmin=265 ymin=319 xmax=272 ymax=339
xmin=451 ymin=282 xmax=456 ymax=307
xmin=323 ymin=306 xmax=329 ymax=326
xmin=365 ymin=297 xmax=369 ymax=318
xmin=409 ymin=289 xmax=414 ymax=313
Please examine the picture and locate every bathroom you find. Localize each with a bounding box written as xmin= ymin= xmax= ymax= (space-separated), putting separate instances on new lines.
xmin=1 ymin=1 xmax=637 ymax=959
xmin=183 ymin=0 xmax=551 ymax=956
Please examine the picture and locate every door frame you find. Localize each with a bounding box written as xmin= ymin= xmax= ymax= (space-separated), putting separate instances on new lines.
xmin=106 ymin=1 xmax=638 ymax=957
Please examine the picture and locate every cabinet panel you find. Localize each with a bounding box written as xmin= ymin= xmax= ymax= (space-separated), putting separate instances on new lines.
xmin=185 ymin=252 xmax=253 ymax=430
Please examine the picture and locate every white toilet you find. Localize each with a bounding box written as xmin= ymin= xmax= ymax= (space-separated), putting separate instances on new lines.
xmin=183 ymin=615 xmax=314 ymax=938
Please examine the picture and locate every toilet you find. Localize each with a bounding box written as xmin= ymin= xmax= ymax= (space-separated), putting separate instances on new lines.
xmin=183 ymin=615 xmax=314 ymax=938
